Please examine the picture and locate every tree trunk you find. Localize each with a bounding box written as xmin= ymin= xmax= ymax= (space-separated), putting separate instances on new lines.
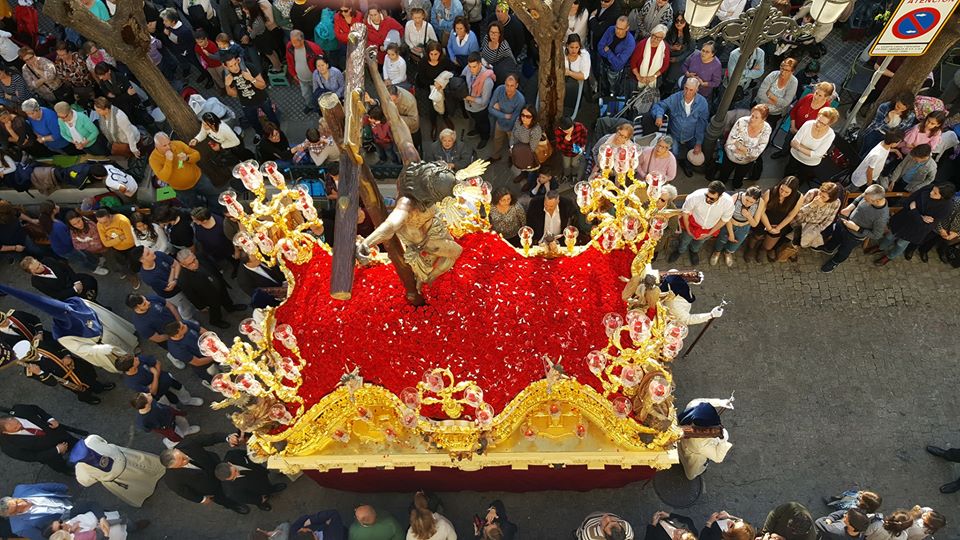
xmin=43 ymin=0 xmax=199 ymax=137
xmin=870 ymin=15 xmax=960 ymax=120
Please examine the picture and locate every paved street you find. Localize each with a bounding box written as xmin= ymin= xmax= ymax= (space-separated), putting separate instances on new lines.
xmin=1 ymin=243 xmax=958 ymax=539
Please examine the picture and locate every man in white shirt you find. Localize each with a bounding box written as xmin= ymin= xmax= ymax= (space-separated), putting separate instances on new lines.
xmin=668 ymin=181 xmax=734 ymax=265
xmin=851 ymin=131 xmax=902 ymax=187
xmin=89 ymin=164 xmax=138 ymax=200
xmin=716 ymin=0 xmax=746 ymax=21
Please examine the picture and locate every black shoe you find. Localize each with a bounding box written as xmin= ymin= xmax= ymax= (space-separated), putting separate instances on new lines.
xmin=477 ymin=139 xmax=488 ymax=150
xmin=302 ymin=107 xmax=313 ymax=114
xmin=466 ymin=130 xmax=479 ymax=137
xmin=131 ymin=520 xmax=151 ymax=532
xmin=682 ymin=162 xmax=693 ymax=177
xmin=226 ymin=304 xmax=246 ymax=312
xmin=939 ymin=480 xmax=960 ymax=494
xmin=820 ymin=261 xmax=838 ymax=273
xmin=811 ymin=245 xmax=836 ymax=255
xmin=667 ymin=250 xmax=681 ymax=263
xmin=919 ymin=250 xmax=929 ymax=263
xmin=938 ymin=248 xmax=949 ymax=263
xmin=95 ymin=382 xmax=116 ymax=393
xmin=926 ymin=445 xmax=948 ymax=458
xmin=231 ymin=504 xmax=251 ymax=514
xmin=79 ymin=395 xmax=102 ymax=405
xmin=904 ymin=250 xmax=914 ymax=261
xmin=257 ymin=502 xmax=272 ymax=511
xmin=271 ymin=483 xmax=287 ymax=493
xmin=771 ymin=149 xmax=787 ymax=159
xmin=689 ymin=252 xmax=700 ymax=265
xmin=210 ymin=319 xmax=230 ymax=329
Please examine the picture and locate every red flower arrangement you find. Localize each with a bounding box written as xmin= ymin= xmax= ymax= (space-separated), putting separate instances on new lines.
xmin=277 ymin=232 xmax=636 ymax=417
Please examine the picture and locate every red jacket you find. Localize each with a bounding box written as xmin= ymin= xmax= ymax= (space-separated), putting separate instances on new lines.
xmin=365 ymin=15 xmax=403 ymax=63
xmin=334 ymin=11 xmax=363 ymax=46
xmin=628 ymin=37 xmax=670 ymax=81
xmin=285 ymin=40 xmax=324 ymax=82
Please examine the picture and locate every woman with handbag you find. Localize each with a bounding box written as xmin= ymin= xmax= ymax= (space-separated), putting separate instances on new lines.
xmin=782 ymin=181 xmax=841 ymax=262
xmin=93 ymin=97 xmax=142 ymax=160
xmin=510 ymin=105 xmax=543 ymax=184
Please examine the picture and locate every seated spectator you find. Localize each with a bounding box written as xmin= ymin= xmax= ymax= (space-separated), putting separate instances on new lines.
xmin=257 ymin=122 xmax=293 ymax=167
xmin=668 ymin=181 xmax=734 ymax=265
xmin=651 ymin=78 xmax=709 ymax=177
xmin=20 ymin=255 xmax=98 ymax=301
xmin=629 ymin=24 xmax=668 ymax=92
xmin=863 ymin=511 xmax=914 ymax=540
xmin=131 ymin=392 xmax=200 ymax=449
xmin=784 ymin=107 xmax=839 ymax=188
xmin=81 ymin=41 xmax=116 ymax=75
xmin=851 ymin=131 xmax=903 ymax=188
xmin=525 ymin=190 xmax=579 ymax=246
xmin=555 ymin=116 xmax=588 ymax=183
xmin=509 ymin=104 xmax=542 ymax=182
xmin=761 ymin=502 xmax=815 ymax=540
xmin=366 ymin=105 xmax=399 ymax=164
xmin=132 ymin=244 xmax=200 ymax=321
xmin=286 ymin=29 xmax=324 ymax=112
xmin=789 ymin=182 xmax=841 ymax=257
xmin=576 ymin=510 xmax=634 ymax=540
xmin=462 ymin=52 xmax=494 ymax=149
xmin=898 ymin=111 xmax=945 ymax=157
xmin=756 ymin=58 xmax=799 ymax=131
xmin=425 ymin=128 xmax=473 ymax=170
xmin=163 ymin=320 xmax=216 ymax=385
xmin=727 ymin=46 xmax=764 ymax=89
xmin=814 ymin=508 xmax=871 ymax=540
xmin=115 ymin=353 xmax=200 ymax=406
xmin=21 ymin=99 xmax=72 ymax=155
xmin=473 ymin=500 xmax=517 ymax=540
xmin=885 ymin=144 xmax=936 ymax=192
xmin=94 ymin=208 xmax=138 ymax=284
xmin=716 ymin=104 xmax=771 ymax=189
xmin=130 ymin=213 xmax=171 ymax=254
xmin=908 ymin=193 xmax=960 ymax=263
xmin=54 ymin=101 xmax=109 ymax=155
xmin=871 ymin=183 xmax=957 ymax=266
xmin=638 ymin=134 xmax=677 ymax=184
xmin=175 ymin=248 xmax=244 ymax=329
xmin=194 ymin=30 xmax=226 ymax=91
xmin=858 ymin=92 xmax=915 ymax=160
xmin=405 ymin=7 xmax=438 ymax=63
xmin=489 ymin=186 xmax=525 ymax=243
xmin=701 ymin=511 xmax=755 ymax=540
xmin=149 ymin=132 xmax=220 ymax=208
xmin=90 ymin=163 xmax=138 ymax=201
xmin=215 ymin=451 xmax=286 ymax=512
xmin=18 ymin=47 xmax=64 ymax=105
xmin=746 ymin=175 xmax=802 ymax=262
xmin=292 ymin=126 xmax=337 ymax=166
xmin=644 ymin=511 xmax=696 ymax=540
xmin=408 ymin=491 xmax=456 ymax=540
xmin=93 ymin=97 xmax=142 ymax=160
xmin=681 ymin=41 xmax=722 ymax=99
xmin=447 ymin=17 xmax=479 ymax=66
xmin=383 ymin=43 xmax=407 ymax=87
xmin=0 ymin=200 xmax=37 ymax=260
xmin=905 ymin=507 xmax=946 ymax=539
xmin=596 ymin=16 xmax=635 ymax=97
xmin=40 ymin=201 xmax=105 ymax=275
xmin=564 ymin=34 xmax=591 ymax=111
xmin=190 ymin=112 xmax=247 ymax=162
xmin=365 ymin=7 xmax=404 ymax=65
xmin=350 ymin=505 xmax=405 ymax=540
xmin=711 ymin=186 xmax=763 ymax=267
xmin=0 ymin=105 xmax=45 ymax=159
xmin=0 ymin=68 xmax=33 ymax=107
xmin=813 ymin=184 xmax=890 ymax=274
xmin=312 ymin=55 xmax=345 ymax=101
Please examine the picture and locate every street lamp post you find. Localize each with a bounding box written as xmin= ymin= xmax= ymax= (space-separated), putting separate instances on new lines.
xmin=689 ymin=0 xmax=852 ymax=160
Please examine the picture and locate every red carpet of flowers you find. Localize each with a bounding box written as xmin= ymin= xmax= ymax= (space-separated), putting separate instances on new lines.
xmin=277 ymin=232 xmax=635 ymax=416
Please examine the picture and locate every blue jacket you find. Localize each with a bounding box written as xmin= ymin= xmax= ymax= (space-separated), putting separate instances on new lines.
xmin=488 ymin=86 xmax=525 ymax=132
xmin=651 ymin=90 xmax=710 ymax=146
xmin=28 ymin=108 xmax=69 ymax=150
xmin=431 ymin=0 xmax=463 ymax=34
xmin=9 ymin=483 xmax=71 ymax=540
xmin=597 ymin=25 xmax=635 ymax=72
xmin=447 ymin=30 xmax=479 ymax=64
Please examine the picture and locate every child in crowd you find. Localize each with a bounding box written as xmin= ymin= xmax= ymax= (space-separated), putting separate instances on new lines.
xmin=292 ymin=127 xmax=336 ymax=166
xmin=131 ymin=392 xmax=200 ymax=449
xmin=383 ymin=42 xmax=407 ymax=88
xmin=213 ymin=32 xmax=246 ymax=70
xmin=194 ymin=29 xmax=225 ymax=90
xmin=365 ymin=105 xmax=398 ymax=164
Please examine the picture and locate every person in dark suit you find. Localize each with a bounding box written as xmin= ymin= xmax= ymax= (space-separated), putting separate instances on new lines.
xmin=8 ymin=335 xmax=114 ymax=405
xmin=214 ymin=449 xmax=286 ymax=511
xmin=0 ymin=405 xmax=86 ymax=475
xmin=174 ymin=249 xmax=244 ymax=328
xmin=19 ymin=256 xmax=98 ymax=301
xmin=159 ymin=432 xmax=249 ymax=514
xmin=236 ymin=253 xmax=287 ymax=308
xmin=644 ymin=511 xmax=697 ymax=540
xmin=289 ymin=510 xmax=347 ymax=540
xmin=0 ymin=309 xmax=53 ymax=368
xmin=524 ymin=190 xmax=581 ymax=245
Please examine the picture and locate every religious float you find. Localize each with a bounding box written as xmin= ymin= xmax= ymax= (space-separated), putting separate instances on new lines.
xmin=198 ymin=23 xmax=706 ymax=492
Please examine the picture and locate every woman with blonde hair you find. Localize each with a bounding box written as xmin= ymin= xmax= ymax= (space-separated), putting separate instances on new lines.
xmin=772 ymin=80 xmax=835 ymax=159
xmin=408 ymin=491 xmax=457 ymax=540
xmin=785 ymin=107 xmax=838 ymax=188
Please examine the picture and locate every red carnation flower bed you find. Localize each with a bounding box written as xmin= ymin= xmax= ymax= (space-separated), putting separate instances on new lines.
xmin=277 ymin=232 xmax=635 ymax=417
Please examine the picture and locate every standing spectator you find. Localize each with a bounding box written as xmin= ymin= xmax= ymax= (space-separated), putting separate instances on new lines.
xmin=236 ymin=252 xmax=285 ymax=304
xmin=191 ymin=207 xmax=238 ymax=266
xmin=18 ymin=47 xmax=63 ymax=105
xmin=716 ymin=104 xmax=772 ymax=189
xmin=133 ymin=245 xmax=200 ymax=322
xmin=756 ymin=58 xmax=799 ymax=131
xmin=814 ymin=508 xmax=871 ymax=540
xmin=813 ymin=184 xmax=890 ymax=274
xmin=564 ymin=34 xmax=591 ymax=113
xmin=0 ymin=405 xmax=79 ymax=475
xmin=223 ymin=54 xmax=279 ymax=136
xmin=242 ymin=0 xmax=285 ymax=73
xmin=680 ymin=41 xmax=722 ymax=99
xmin=897 ymin=110 xmax=945 ymax=157
xmin=863 ymin=511 xmax=914 ymax=540
xmin=424 ymin=128 xmax=473 ymax=170
xmin=576 ymin=510 xmax=635 ymax=540
xmin=716 ymin=0 xmax=746 ymax=21
xmin=432 ymin=0 xmax=462 ymax=42
xmin=163 ymin=320 xmax=216 ymax=385
xmin=668 ymin=181 xmax=734 ymax=265
xmin=726 ymin=46 xmax=764 ymax=89
xmin=92 ymin=63 xmax=150 ymax=127
xmin=130 ymin=213 xmax=171 ymax=254
xmin=489 ymin=186 xmax=525 ymax=243
xmin=349 ymin=505 xmax=404 ymax=540
xmin=638 ymin=134 xmax=677 ymax=183
xmin=851 ymin=130 xmax=902 ymax=188
xmin=93 ymin=97 xmax=142 ymax=159
xmin=215 ymin=449 xmax=286 ymax=511
xmin=761 ymin=502 xmax=815 ymax=540
xmin=480 ymin=21 xmax=515 ymax=69
xmin=596 ymin=16 xmax=635 ymax=97
xmin=54 ymin=42 xmax=96 ymax=105
xmin=664 ymin=13 xmax=691 ymax=87
xmin=286 ymin=29 xmax=324 ymax=113
xmin=81 ymin=41 xmax=117 ymax=75
xmin=489 ymin=73 xmax=524 ymax=163
xmin=555 ymin=116 xmax=588 ymax=183
xmin=858 ymin=92 xmax=915 ymax=159
xmin=784 ymin=107 xmax=838 ymax=188
xmin=0 ymin=482 xmax=74 ymax=540
xmin=366 ymin=106 xmax=398 ymax=164
xmin=629 ymin=25 xmax=668 ymax=92
xmin=885 ymin=144 xmax=937 ymax=192
xmin=383 ymin=43 xmax=408 ymax=87
xmin=711 ymin=186 xmax=764 ymax=267
xmin=408 ymin=491 xmax=456 ymax=540
xmin=0 ymin=106 xmax=43 ymax=158
xmin=161 ymin=8 xmax=213 ymax=85
xmin=94 ymin=208 xmax=138 ymax=285
xmin=292 ymin=0 xmax=323 ymax=38
xmin=525 ymin=190 xmax=579 ymax=245
xmin=160 ymin=433 xmax=251 ymax=514
xmin=871 ymin=183 xmax=956 ymax=266
xmin=588 ymin=0 xmax=622 ymax=53
xmin=194 ymin=30 xmax=226 ymax=91
xmin=54 ymin=102 xmax=109 ymax=156
xmin=366 ymin=7 xmax=404 ymax=65
xmin=567 ymin=0 xmax=589 ymax=45
xmin=509 ymin=104 xmax=542 ymax=182
xmin=701 ymin=511 xmax=755 ymax=540
xmin=405 ymin=7 xmax=438 ymax=63
xmin=644 ymin=511 xmax=697 ymax=540
xmin=905 ymin=507 xmax=946 ymax=538
xmin=651 ymin=78 xmax=710 ymax=177
xmin=415 ymin=42 xmax=457 ymax=138
xmin=462 ymin=52 xmax=494 ymax=149
xmin=494 ymin=5 xmax=527 ymax=61
xmin=64 ymin=211 xmax=107 ymax=270
xmin=21 ymin=99 xmax=71 ymax=154
xmin=772 ymin=81 xmax=835 ymax=159
xmin=313 ymin=55 xmax=345 ymax=101
xmin=910 ymin=193 xmax=960 ymax=263
xmin=591 ymin=122 xmax=640 ymax=176
xmin=472 ymin=500 xmax=518 ymax=540
xmin=150 ymin=132 xmax=220 ymax=208
xmin=631 ymin=0 xmax=672 ymax=39
xmin=19 ymin=256 xmax=98 ymax=301
xmin=447 ymin=17 xmax=479 ymax=66
xmin=153 ymin=206 xmax=196 ymax=251
xmin=334 ymin=5 xmax=363 ymax=67
xmin=175 ymin=248 xmax=244 ymax=328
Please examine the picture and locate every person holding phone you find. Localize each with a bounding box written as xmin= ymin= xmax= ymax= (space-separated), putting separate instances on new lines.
xmin=644 ymin=511 xmax=697 ymax=540
xmin=472 ymin=500 xmax=517 ymax=540
xmin=700 ymin=511 xmax=756 ymax=540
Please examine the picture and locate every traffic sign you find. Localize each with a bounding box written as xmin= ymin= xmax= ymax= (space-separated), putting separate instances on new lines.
xmin=870 ymin=0 xmax=959 ymax=56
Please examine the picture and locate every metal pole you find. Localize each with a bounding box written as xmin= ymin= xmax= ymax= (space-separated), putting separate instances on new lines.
xmin=701 ymin=0 xmax=773 ymax=160
xmin=842 ymin=56 xmax=894 ymax=132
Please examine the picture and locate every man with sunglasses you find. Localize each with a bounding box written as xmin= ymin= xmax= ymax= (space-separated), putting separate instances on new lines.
xmin=668 ymin=181 xmax=733 ymax=265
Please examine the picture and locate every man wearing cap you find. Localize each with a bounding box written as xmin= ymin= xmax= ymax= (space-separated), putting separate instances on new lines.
xmin=651 ymin=78 xmax=709 ymax=177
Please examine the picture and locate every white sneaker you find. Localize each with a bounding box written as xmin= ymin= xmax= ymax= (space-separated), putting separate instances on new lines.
xmin=185 ymin=425 xmax=201 ymax=435
xmin=709 ymin=252 xmax=720 ymax=266
xmin=92 ymin=266 xmax=109 ymax=276
xmin=166 ymin=353 xmax=186 ymax=369
xmin=185 ymin=397 xmax=204 ymax=407
xmin=162 ymin=438 xmax=178 ymax=449
xmin=724 ymin=252 xmax=734 ymax=267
